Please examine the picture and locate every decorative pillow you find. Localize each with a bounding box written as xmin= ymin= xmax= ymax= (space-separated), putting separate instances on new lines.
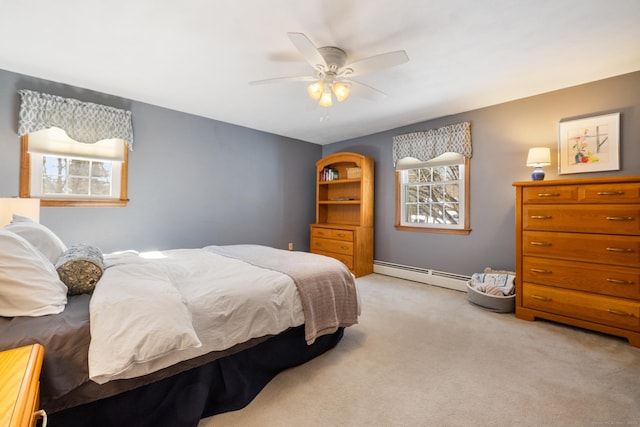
xmin=5 ymin=215 xmax=67 ymax=264
xmin=55 ymin=244 xmax=105 ymax=295
xmin=0 ymin=229 xmax=67 ymax=317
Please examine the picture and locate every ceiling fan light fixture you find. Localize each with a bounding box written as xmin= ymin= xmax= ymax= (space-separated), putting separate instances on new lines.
xmin=307 ymin=81 xmax=324 ymax=100
xmin=332 ymin=82 xmax=350 ymax=102
xmin=319 ymin=87 xmax=333 ymax=108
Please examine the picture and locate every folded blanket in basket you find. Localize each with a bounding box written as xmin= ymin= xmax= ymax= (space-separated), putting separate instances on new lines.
xmin=470 ymin=273 xmax=515 ymax=296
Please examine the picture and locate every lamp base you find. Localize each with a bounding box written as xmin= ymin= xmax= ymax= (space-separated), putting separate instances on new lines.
xmin=531 ymin=166 xmax=545 ymax=181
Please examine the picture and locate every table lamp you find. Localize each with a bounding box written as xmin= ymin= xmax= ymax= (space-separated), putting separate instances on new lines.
xmin=0 ymin=198 xmax=40 ymax=227
xmin=526 ymin=147 xmax=551 ymax=181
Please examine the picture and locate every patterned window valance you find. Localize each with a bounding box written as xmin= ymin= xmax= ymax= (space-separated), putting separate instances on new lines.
xmin=392 ymin=121 xmax=471 ymax=166
xmin=18 ymin=89 xmax=134 ymax=149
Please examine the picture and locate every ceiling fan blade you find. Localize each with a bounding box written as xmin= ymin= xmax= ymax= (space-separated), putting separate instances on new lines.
xmin=249 ymin=75 xmax=317 ymax=85
xmin=347 ymin=80 xmax=388 ymax=102
xmin=287 ymin=32 xmax=327 ymax=69
xmin=345 ymin=50 xmax=409 ymax=77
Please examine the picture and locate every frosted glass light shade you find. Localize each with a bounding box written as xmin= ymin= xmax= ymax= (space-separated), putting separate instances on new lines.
xmin=332 ymin=82 xmax=350 ymax=102
xmin=319 ymin=89 xmax=333 ymax=107
xmin=307 ymin=82 xmax=324 ymax=100
xmin=0 ymin=198 xmax=40 ymax=227
xmin=526 ymin=147 xmax=551 ymax=166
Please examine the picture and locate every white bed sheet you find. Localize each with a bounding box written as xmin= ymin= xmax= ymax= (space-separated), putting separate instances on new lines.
xmin=88 ymin=249 xmax=304 ymax=384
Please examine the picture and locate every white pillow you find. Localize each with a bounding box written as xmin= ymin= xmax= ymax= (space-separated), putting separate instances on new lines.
xmin=0 ymin=229 xmax=68 ymax=317
xmin=5 ymin=215 xmax=67 ymax=264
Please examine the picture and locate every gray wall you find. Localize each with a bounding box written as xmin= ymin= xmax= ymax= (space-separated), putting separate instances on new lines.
xmin=0 ymin=69 xmax=321 ymax=253
xmin=323 ymin=71 xmax=640 ymax=275
xmin=2 ymin=68 xmax=639 ymax=276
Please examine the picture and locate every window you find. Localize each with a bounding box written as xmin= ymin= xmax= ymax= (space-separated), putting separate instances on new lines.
xmin=20 ymin=127 xmax=129 ymax=207
xmin=395 ymin=153 xmax=470 ymax=234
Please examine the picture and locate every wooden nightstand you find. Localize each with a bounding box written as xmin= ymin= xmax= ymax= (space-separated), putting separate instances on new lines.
xmin=0 ymin=344 xmax=46 ymax=427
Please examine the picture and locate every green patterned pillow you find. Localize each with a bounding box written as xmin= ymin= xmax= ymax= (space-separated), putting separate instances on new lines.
xmin=55 ymin=244 xmax=104 ymax=295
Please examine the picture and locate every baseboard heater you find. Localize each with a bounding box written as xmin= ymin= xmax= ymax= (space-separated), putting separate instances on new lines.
xmin=373 ymin=260 xmax=471 ymax=292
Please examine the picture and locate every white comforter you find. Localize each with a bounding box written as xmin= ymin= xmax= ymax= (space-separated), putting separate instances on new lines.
xmin=88 ymin=248 xmax=304 ymax=384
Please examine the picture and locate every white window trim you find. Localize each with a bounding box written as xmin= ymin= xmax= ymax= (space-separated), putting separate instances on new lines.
xmin=20 ymin=129 xmax=129 ymax=207
xmin=395 ymin=153 xmax=470 ymax=235
xmin=29 ymin=153 xmax=123 ymax=200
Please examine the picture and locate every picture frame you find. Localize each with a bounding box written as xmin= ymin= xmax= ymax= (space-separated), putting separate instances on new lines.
xmin=558 ymin=112 xmax=620 ymax=174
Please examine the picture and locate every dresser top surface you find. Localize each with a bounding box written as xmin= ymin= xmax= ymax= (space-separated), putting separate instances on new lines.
xmin=513 ymin=175 xmax=640 ymax=187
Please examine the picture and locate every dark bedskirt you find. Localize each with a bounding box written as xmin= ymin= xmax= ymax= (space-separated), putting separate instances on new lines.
xmin=48 ymin=326 xmax=344 ymax=427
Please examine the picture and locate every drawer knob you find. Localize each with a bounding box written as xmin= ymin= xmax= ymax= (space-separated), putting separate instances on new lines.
xmin=530 ymin=241 xmax=552 ymax=246
xmin=337 ymin=233 xmax=346 ymax=237
xmin=341 ymin=246 xmax=349 ymax=250
xmin=317 ymin=231 xmax=326 ymax=236
xmin=606 ymin=278 xmax=634 ymax=285
xmin=607 ymin=308 xmax=634 ymax=317
xmin=537 ymin=193 xmax=560 ymax=197
xmin=606 ymin=247 xmax=634 ymax=253
xmin=597 ymin=191 xmax=625 ymax=196
xmin=530 ymin=215 xmax=553 ymax=220
xmin=605 ymin=216 xmax=634 ymax=221
xmin=531 ymin=268 xmax=552 ymax=274
xmin=531 ymin=294 xmax=551 ymax=302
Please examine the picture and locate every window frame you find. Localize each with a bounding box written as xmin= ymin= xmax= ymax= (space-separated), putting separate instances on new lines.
xmin=395 ymin=156 xmax=470 ymax=235
xmin=20 ymin=135 xmax=129 ymax=207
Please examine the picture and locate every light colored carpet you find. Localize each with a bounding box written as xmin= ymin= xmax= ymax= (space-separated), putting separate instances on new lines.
xmin=199 ymin=273 xmax=640 ymax=427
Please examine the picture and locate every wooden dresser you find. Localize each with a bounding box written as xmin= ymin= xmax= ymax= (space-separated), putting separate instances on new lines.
xmin=311 ymin=152 xmax=374 ymax=277
xmin=0 ymin=344 xmax=46 ymax=427
xmin=513 ymin=176 xmax=640 ymax=347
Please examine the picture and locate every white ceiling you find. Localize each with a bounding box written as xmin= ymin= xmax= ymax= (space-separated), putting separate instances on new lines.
xmin=1 ymin=0 xmax=639 ymax=145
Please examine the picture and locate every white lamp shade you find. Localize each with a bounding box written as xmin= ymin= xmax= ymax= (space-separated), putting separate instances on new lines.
xmin=526 ymin=147 xmax=551 ymax=167
xmin=0 ymin=198 xmax=40 ymax=227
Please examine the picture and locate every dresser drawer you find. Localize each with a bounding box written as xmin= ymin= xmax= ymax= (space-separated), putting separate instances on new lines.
xmin=310 ymin=237 xmax=353 ymax=255
xmin=310 ymin=249 xmax=354 ymax=269
xmin=523 ymin=283 xmax=640 ymax=331
xmin=523 ymin=205 xmax=640 ymax=234
xmin=522 ymin=186 xmax=579 ymax=203
xmin=310 ymin=227 xmax=354 ymax=241
xmin=523 ymin=256 xmax=640 ymax=299
xmin=523 ymin=231 xmax=640 ymax=267
xmin=579 ymin=183 xmax=640 ymax=203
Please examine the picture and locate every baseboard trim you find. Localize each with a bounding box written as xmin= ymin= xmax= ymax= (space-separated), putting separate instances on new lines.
xmin=373 ymin=260 xmax=470 ymax=292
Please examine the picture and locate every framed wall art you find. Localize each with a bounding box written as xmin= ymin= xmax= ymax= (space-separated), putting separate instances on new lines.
xmin=558 ymin=112 xmax=620 ymax=174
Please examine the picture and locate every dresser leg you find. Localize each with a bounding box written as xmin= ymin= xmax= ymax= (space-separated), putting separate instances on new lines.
xmin=627 ymin=334 xmax=640 ymax=349
xmin=515 ymin=307 xmax=536 ymax=321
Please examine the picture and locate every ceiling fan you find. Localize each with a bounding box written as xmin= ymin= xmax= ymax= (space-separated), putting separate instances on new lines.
xmin=250 ymin=32 xmax=409 ymax=108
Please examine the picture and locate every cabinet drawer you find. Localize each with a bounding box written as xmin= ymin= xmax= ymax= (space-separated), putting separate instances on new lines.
xmin=311 ymin=237 xmax=353 ymax=255
xmin=523 ymin=231 xmax=640 ymax=267
xmin=523 ymin=283 xmax=640 ymax=330
xmin=311 ymin=228 xmax=354 ymax=241
xmin=310 ymin=249 xmax=354 ymax=269
xmin=523 ymin=256 xmax=640 ymax=299
xmin=523 ymin=186 xmax=578 ymax=203
xmin=579 ymin=183 xmax=640 ymax=203
xmin=523 ymin=205 xmax=640 ymax=234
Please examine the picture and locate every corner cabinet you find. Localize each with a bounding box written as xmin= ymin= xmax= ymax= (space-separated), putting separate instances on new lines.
xmin=311 ymin=152 xmax=374 ymax=277
xmin=513 ymin=176 xmax=640 ymax=347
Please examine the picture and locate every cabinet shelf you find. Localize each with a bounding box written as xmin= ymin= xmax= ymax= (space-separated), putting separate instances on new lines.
xmin=319 ymin=178 xmax=361 ymax=185
xmin=319 ymin=200 xmax=361 ymax=205
xmin=312 ymin=152 xmax=374 ymax=277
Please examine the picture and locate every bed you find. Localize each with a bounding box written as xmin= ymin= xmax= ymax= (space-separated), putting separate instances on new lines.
xmin=0 ymin=217 xmax=359 ymax=426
